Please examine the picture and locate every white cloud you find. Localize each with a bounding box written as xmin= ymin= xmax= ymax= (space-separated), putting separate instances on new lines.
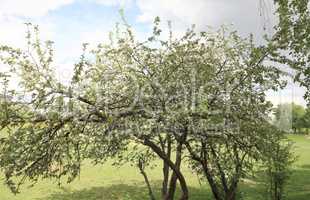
xmin=94 ymin=0 xmax=132 ymax=7
xmin=80 ymin=29 xmax=110 ymax=47
xmin=0 ymin=1 xmax=71 ymax=82
xmin=136 ymin=0 xmax=209 ymax=27
xmin=266 ymin=85 xmax=307 ymax=107
xmin=0 ymin=17 xmax=56 ymax=48
xmin=0 ymin=0 xmax=74 ymax=48
xmin=0 ymin=17 xmax=26 ymax=47
xmin=0 ymin=0 xmax=74 ymax=18
xmin=135 ymin=0 xmax=276 ymax=39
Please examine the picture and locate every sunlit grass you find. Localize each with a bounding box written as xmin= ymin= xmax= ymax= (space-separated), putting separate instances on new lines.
xmin=0 ymin=134 xmax=309 ymax=200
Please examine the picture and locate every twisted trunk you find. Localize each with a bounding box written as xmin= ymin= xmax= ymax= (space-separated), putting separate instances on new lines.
xmin=165 ymin=142 xmax=183 ymax=200
xmin=143 ymin=138 xmax=189 ymax=200
xmin=161 ymin=136 xmax=171 ymax=199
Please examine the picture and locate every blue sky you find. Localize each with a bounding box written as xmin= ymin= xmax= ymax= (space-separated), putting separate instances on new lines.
xmin=20 ymin=1 xmax=149 ymax=62
xmin=0 ymin=0 xmax=306 ymax=106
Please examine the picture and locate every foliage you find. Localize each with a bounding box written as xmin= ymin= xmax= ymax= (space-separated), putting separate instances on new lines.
xmin=0 ymin=15 xmax=293 ymax=200
xmin=302 ymin=107 xmax=310 ymax=133
xmin=271 ymin=0 xmax=310 ymax=103
xmin=260 ymin=127 xmax=295 ymax=200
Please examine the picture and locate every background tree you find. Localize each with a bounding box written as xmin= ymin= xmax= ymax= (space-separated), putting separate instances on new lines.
xmin=258 ymin=124 xmax=295 ymax=200
xmin=270 ymin=0 xmax=310 ymax=103
xmin=273 ymin=103 xmax=293 ymax=132
xmin=273 ymin=103 xmax=306 ymax=133
xmin=302 ymin=107 xmax=310 ymax=134
xmin=292 ymin=103 xmax=306 ymax=133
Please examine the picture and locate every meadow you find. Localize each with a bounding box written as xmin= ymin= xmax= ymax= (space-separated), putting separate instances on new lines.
xmin=0 ymin=134 xmax=309 ymax=200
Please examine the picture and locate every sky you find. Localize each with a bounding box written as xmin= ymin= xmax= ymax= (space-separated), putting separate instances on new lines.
xmin=0 ymin=0 xmax=307 ymax=106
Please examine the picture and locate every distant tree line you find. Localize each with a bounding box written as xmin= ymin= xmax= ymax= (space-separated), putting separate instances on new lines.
xmin=274 ymin=103 xmax=310 ymax=134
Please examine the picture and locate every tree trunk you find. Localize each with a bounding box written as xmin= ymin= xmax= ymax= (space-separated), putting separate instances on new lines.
xmin=143 ymin=138 xmax=189 ymax=200
xmin=138 ymin=158 xmax=156 ymax=200
xmin=202 ymin=165 xmax=223 ymax=200
xmin=185 ymin=142 xmax=222 ymax=200
xmin=162 ymin=161 xmax=170 ymax=198
xmin=162 ymin=136 xmax=171 ymax=199
xmin=226 ymin=181 xmax=238 ymax=200
xmin=165 ymin=143 xmax=183 ymax=200
xmin=226 ymin=192 xmax=236 ymax=200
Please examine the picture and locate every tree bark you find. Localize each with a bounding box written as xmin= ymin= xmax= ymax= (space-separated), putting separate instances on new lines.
xmin=143 ymin=138 xmax=189 ymax=200
xmin=161 ymin=136 xmax=171 ymax=199
xmin=202 ymin=164 xmax=223 ymax=200
xmin=185 ymin=142 xmax=222 ymax=200
xmin=138 ymin=159 xmax=156 ymax=200
xmin=165 ymin=142 xmax=183 ymax=200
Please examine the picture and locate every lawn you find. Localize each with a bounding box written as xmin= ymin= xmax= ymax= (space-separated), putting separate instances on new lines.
xmin=0 ymin=134 xmax=309 ymax=200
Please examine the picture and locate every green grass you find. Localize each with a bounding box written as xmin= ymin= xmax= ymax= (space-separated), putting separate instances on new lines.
xmin=0 ymin=134 xmax=309 ymax=200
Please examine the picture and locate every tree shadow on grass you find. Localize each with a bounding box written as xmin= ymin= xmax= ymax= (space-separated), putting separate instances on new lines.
xmin=36 ymin=166 xmax=310 ymax=200
xmin=286 ymin=166 xmax=310 ymax=200
xmin=299 ymin=164 xmax=310 ymax=169
xmin=39 ymin=184 xmax=151 ymax=200
xmin=37 ymin=181 xmax=212 ymax=200
xmin=241 ymin=165 xmax=310 ymax=200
